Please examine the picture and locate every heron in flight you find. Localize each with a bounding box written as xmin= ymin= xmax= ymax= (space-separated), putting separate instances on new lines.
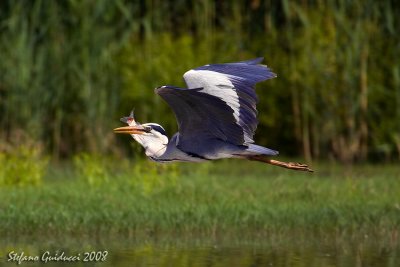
xmin=114 ymin=58 xmax=313 ymax=172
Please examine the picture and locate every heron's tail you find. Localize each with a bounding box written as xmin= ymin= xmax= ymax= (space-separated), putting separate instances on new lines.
xmin=245 ymin=144 xmax=279 ymax=156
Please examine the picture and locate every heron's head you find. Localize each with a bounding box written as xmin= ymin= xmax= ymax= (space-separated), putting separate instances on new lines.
xmin=114 ymin=110 xmax=168 ymax=157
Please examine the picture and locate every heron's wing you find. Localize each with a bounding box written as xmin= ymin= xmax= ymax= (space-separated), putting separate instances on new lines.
xmin=182 ymin=57 xmax=276 ymax=144
xmin=156 ymin=58 xmax=276 ymax=152
xmin=156 ymin=86 xmax=246 ymax=148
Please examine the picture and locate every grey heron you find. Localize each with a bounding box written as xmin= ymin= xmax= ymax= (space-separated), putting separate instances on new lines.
xmin=114 ymin=58 xmax=313 ymax=172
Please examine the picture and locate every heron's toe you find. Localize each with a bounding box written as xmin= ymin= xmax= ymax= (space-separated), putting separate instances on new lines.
xmin=288 ymin=162 xmax=307 ymax=167
xmin=288 ymin=162 xmax=314 ymax=172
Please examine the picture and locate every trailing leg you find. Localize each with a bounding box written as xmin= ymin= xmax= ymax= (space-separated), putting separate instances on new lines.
xmin=248 ymin=155 xmax=314 ymax=172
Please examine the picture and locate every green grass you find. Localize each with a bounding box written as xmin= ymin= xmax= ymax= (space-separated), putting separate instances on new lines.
xmin=0 ymin=160 xmax=399 ymax=239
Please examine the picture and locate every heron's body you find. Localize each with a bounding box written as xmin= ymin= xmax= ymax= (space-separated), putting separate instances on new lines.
xmin=115 ymin=58 xmax=313 ymax=172
xmin=155 ymin=134 xmax=277 ymax=162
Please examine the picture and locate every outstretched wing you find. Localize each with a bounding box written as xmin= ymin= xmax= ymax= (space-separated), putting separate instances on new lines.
xmin=156 ymin=58 xmax=276 ymax=151
xmin=184 ymin=58 xmax=276 ymax=143
xmin=156 ymin=86 xmax=246 ymax=146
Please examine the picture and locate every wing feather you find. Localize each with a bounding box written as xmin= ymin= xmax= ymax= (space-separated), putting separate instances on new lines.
xmin=156 ymin=58 xmax=276 ymax=153
xmin=183 ymin=57 xmax=276 ymax=144
xmin=156 ymin=86 xmax=244 ymax=147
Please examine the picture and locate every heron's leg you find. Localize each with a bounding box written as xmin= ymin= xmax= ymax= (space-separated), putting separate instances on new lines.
xmin=248 ymin=156 xmax=314 ymax=172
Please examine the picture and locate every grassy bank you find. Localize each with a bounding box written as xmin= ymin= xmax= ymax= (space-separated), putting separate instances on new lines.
xmin=0 ymin=160 xmax=399 ymax=238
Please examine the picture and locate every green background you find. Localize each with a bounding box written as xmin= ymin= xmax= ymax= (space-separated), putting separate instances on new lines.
xmin=1 ymin=0 xmax=399 ymax=163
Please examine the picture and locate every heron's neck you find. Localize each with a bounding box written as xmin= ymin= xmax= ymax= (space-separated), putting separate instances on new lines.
xmin=132 ymin=134 xmax=168 ymax=158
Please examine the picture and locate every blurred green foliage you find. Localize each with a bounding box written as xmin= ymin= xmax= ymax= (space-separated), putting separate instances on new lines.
xmin=0 ymin=145 xmax=48 ymax=186
xmin=73 ymin=153 xmax=111 ymax=186
xmin=129 ymin=160 xmax=180 ymax=195
xmin=73 ymin=152 xmax=179 ymax=194
xmin=0 ymin=161 xmax=399 ymax=235
xmin=0 ymin=0 xmax=399 ymax=163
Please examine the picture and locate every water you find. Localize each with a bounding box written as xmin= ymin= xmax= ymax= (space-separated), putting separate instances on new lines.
xmin=1 ymin=232 xmax=399 ymax=267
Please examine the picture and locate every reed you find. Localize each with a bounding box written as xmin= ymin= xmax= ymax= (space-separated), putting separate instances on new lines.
xmin=0 ymin=1 xmax=399 ymax=161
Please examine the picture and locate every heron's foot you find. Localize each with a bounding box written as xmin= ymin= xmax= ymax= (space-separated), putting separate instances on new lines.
xmin=248 ymin=156 xmax=314 ymax=172
xmin=285 ymin=162 xmax=314 ymax=172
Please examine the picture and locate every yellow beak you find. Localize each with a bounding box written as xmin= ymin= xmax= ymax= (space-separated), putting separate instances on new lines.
xmin=113 ymin=125 xmax=148 ymax=135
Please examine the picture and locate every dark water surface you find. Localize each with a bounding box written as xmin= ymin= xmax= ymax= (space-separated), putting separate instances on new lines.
xmin=1 ymin=231 xmax=399 ymax=267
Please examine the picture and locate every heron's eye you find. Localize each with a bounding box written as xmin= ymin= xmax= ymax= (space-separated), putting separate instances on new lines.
xmin=145 ymin=124 xmax=166 ymax=136
xmin=143 ymin=126 xmax=152 ymax=132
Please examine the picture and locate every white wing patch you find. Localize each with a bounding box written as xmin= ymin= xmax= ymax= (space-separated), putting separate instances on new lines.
xmin=183 ymin=70 xmax=241 ymax=125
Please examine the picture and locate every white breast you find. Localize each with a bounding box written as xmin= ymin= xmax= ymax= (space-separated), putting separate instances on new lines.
xmin=132 ymin=134 xmax=167 ymax=157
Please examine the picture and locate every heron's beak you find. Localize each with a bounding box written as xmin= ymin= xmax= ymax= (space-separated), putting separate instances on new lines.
xmin=113 ymin=125 xmax=148 ymax=135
